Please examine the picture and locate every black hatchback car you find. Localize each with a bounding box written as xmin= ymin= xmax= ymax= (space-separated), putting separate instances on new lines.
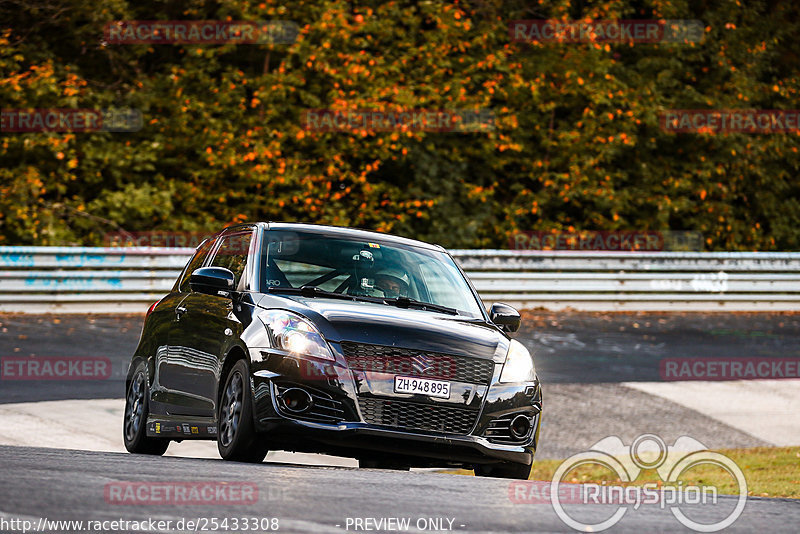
xmin=124 ymin=222 xmax=542 ymax=478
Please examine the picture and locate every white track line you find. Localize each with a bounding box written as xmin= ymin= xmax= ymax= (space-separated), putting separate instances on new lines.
xmin=0 ymin=398 xmax=357 ymax=466
xmin=623 ymin=379 xmax=800 ymax=446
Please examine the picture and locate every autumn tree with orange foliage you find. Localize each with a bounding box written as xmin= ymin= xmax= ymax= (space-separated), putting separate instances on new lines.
xmin=1 ymin=0 xmax=799 ymax=250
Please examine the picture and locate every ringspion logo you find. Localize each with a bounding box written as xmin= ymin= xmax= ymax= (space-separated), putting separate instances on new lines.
xmin=546 ymin=434 xmax=746 ymax=532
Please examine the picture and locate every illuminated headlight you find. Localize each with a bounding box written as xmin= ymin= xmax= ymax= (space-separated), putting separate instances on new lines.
xmin=499 ymin=340 xmax=536 ymax=383
xmin=260 ymin=311 xmax=334 ymax=361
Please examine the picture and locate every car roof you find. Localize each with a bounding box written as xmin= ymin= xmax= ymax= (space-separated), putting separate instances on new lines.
xmin=254 ymin=222 xmax=445 ymax=252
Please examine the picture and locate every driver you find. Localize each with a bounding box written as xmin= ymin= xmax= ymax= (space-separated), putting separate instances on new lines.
xmin=373 ymin=267 xmax=410 ymax=298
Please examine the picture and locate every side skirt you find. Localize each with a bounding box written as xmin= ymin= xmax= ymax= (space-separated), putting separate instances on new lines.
xmin=146 ymin=414 xmax=218 ymax=440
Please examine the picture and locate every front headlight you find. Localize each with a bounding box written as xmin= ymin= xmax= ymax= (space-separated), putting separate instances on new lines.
xmin=499 ymin=339 xmax=536 ymax=383
xmin=260 ymin=310 xmax=335 ymax=361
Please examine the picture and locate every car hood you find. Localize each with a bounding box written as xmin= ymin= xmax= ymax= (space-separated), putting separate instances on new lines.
xmin=256 ymin=294 xmax=509 ymax=362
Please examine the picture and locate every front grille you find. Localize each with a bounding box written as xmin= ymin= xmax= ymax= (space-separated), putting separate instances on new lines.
xmin=274 ymin=383 xmax=346 ymax=423
xmin=342 ymin=341 xmax=494 ymax=384
xmin=358 ymin=397 xmax=478 ymax=434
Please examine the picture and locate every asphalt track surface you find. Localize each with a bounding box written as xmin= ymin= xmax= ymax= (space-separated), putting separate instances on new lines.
xmin=0 ymin=313 xmax=792 ymax=455
xmin=1 ymin=312 xmax=799 ymax=532
xmin=1 ymin=446 xmax=799 ymax=533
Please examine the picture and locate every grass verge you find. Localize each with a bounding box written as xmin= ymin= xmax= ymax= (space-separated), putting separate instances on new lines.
xmin=449 ymin=446 xmax=800 ymax=499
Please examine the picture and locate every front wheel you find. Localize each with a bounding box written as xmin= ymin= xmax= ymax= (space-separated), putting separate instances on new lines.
xmin=123 ymin=361 xmax=169 ymax=455
xmin=217 ymin=359 xmax=269 ymax=463
xmin=474 ymin=462 xmax=532 ymax=479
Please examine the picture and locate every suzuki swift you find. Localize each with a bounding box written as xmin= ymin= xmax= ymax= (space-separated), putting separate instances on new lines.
xmin=123 ymin=222 xmax=542 ymax=478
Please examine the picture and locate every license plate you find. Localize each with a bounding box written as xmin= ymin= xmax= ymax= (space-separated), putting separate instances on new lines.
xmin=393 ymin=376 xmax=450 ymax=399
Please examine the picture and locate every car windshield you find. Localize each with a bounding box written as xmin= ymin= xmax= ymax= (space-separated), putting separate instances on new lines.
xmin=262 ymin=230 xmax=484 ymax=318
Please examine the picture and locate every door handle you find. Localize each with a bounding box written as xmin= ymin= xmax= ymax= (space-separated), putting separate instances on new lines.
xmin=176 ymin=306 xmax=187 ymax=319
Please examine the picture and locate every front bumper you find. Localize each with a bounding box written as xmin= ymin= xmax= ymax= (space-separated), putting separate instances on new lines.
xmin=248 ymin=345 xmax=542 ymax=468
xmin=254 ymin=416 xmax=539 ymax=467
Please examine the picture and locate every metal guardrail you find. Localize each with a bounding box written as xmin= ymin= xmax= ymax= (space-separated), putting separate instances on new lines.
xmin=0 ymin=247 xmax=189 ymax=313
xmin=1 ymin=247 xmax=800 ymax=313
xmin=453 ymin=250 xmax=800 ymax=311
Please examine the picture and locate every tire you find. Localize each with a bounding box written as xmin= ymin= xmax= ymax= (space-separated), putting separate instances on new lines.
xmin=217 ymin=359 xmax=269 ymax=462
xmin=358 ymin=458 xmax=410 ymax=471
xmin=123 ymin=361 xmax=169 ymax=455
xmin=474 ymin=461 xmax=532 ymax=480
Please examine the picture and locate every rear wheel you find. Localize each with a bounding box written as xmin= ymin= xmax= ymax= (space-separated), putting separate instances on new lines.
xmin=474 ymin=462 xmax=532 ymax=480
xmin=217 ymin=360 xmax=269 ymax=463
xmin=123 ymin=362 xmax=169 ymax=455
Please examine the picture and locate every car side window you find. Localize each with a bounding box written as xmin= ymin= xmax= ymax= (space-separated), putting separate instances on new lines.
xmin=178 ymin=238 xmax=214 ymax=292
xmin=208 ymin=232 xmax=253 ymax=289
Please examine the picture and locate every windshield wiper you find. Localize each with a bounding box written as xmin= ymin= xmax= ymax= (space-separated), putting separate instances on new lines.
xmin=382 ymin=296 xmax=458 ymax=316
xmin=269 ymin=286 xmax=459 ymax=315
xmin=268 ymin=285 xmax=383 ymax=304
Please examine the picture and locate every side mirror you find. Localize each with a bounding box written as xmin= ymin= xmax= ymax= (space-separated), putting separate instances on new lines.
xmin=490 ymin=302 xmax=521 ymax=333
xmin=189 ymin=266 xmax=235 ymax=296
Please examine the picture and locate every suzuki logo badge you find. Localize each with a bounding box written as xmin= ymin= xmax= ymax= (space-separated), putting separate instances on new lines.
xmin=411 ymin=354 xmax=435 ymax=375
